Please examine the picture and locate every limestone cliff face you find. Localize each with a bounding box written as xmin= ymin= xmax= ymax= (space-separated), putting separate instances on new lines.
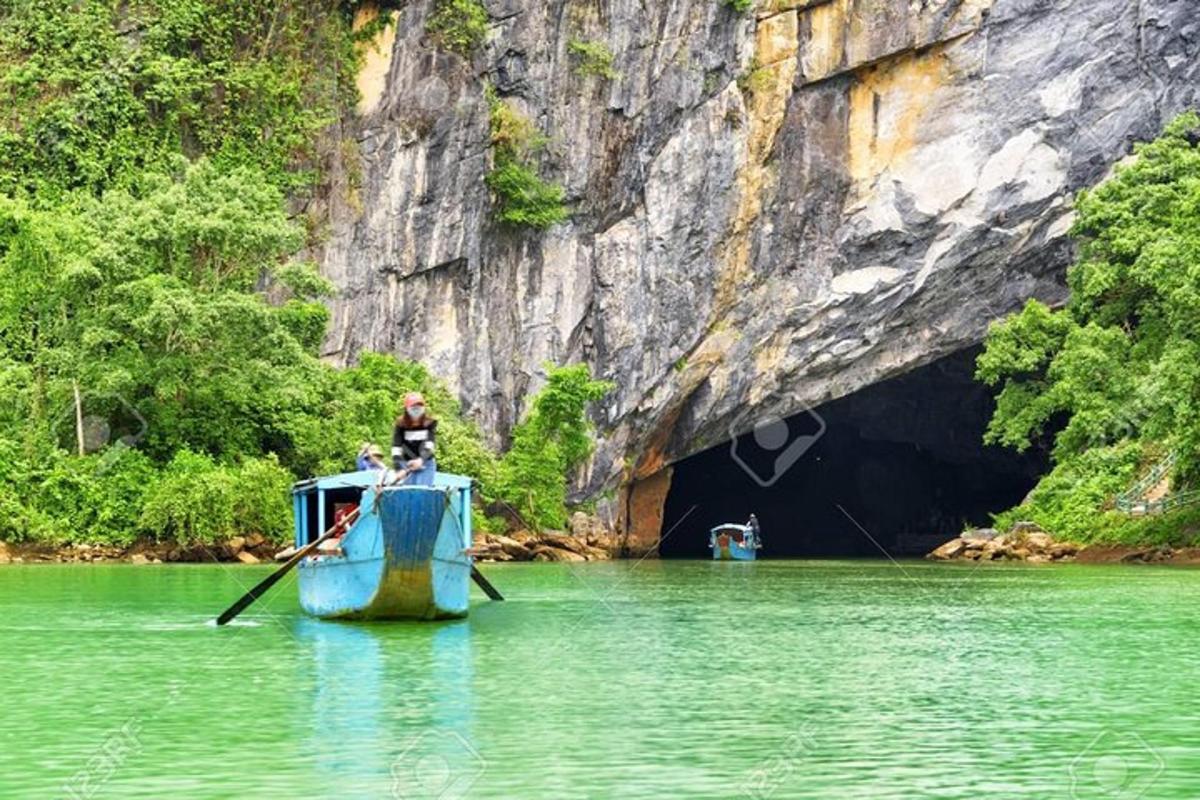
xmin=317 ymin=0 xmax=1199 ymax=519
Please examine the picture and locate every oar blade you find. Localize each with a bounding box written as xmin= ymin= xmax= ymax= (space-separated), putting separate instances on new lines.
xmin=471 ymin=566 xmax=504 ymax=601
xmin=215 ymin=560 xmax=295 ymax=625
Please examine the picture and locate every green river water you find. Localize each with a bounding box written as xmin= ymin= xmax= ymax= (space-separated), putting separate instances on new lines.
xmin=2 ymin=560 xmax=1198 ymax=799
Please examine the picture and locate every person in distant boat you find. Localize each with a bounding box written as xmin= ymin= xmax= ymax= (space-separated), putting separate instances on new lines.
xmin=746 ymin=513 xmax=762 ymax=548
xmin=391 ymin=392 xmax=438 ymax=486
xmin=356 ymin=442 xmax=387 ymax=472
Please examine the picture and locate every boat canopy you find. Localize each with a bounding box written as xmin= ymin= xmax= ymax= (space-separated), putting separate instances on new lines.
xmin=291 ymin=470 xmax=473 ymax=549
xmin=293 ymin=470 xmax=472 ymax=493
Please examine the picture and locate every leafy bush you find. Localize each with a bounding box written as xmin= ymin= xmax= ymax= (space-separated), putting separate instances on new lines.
xmin=568 ymin=39 xmax=619 ymax=80
xmin=484 ymin=88 xmax=569 ymax=229
xmin=275 ymin=300 xmax=333 ymax=354
xmin=991 ymin=442 xmax=1142 ymax=542
xmin=725 ymin=0 xmax=755 ymax=12
xmin=74 ymin=452 xmax=161 ymax=547
xmin=138 ymin=452 xmax=292 ymax=547
xmin=233 ymin=456 xmax=297 ymax=545
xmin=426 ymin=0 xmax=489 ymax=56
xmin=140 ymin=450 xmax=238 ymax=546
xmin=485 ymin=159 xmax=571 ymax=229
xmin=495 ymin=364 xmax=612 ymax=530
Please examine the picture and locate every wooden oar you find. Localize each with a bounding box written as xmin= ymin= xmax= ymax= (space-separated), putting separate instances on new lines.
xmin=215 ymin=507 xmax=360 ymax=626
xmin=471 ymin=566 xmax=504 ymax=601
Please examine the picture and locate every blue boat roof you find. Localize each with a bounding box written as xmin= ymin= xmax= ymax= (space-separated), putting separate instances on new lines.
xmin=294 ymin=470 xmax=473 ymax=493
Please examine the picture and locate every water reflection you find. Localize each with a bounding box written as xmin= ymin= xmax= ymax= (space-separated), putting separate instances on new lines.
xmin=293 ymin=618 xmax=477 ymax=798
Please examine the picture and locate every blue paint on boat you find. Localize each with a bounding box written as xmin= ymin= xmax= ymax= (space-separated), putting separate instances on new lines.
xmin=293 ymin=470 xmax=474 ymax=620
xmin=709 ymin=523 xmax=759 ymax=561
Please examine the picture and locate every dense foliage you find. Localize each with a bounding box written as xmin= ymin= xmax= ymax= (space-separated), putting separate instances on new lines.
xmin=0 ymin=2 xmax=609 ymax=549
xmin=0 ymin=1 xmax=354 ymax=196
xmin=0 ymin=156 xmax=501 ymax=546
xmin=979 ymin=113 xmax=1200 ymax=544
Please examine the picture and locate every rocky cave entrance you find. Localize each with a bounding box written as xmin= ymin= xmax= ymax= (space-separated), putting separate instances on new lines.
xmin=658 ymin=348 xmax=1050 ymax=558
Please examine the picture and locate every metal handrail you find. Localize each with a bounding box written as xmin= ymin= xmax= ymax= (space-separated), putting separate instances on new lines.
xmin=1112 ymin=452 xmax=1200 ymax=516
xmin=1116 ymin=451 xmax=1177 ymax=506
xmin=1133 ymin=489 xmax=1200 ymax=515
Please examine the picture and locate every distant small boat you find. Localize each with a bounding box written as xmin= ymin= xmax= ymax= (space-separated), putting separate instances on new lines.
xmin=291 ymin=470 xmax=474 ymax=620
xmin=709 ymin=523 xmax=760 ymax=561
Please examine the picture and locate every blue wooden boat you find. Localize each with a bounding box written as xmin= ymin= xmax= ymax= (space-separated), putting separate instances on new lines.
xmin=709 ymin=523 xmax=760 ymax=561
xmin=291 ymin=470 xmax=474 ymax=620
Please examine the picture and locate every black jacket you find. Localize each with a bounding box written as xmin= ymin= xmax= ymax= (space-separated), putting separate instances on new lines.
xmin=392 ymin=417 xmax=438 ymax=469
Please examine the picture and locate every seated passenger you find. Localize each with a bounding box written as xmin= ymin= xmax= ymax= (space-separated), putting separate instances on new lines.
xmin=391 ymin=392 xmax=438 ymax=486
xmin=356 ymin=442 xmax=387 ymax=472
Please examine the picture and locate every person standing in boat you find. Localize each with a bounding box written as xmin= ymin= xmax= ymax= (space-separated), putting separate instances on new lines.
xmin=391 ymin=392 xmax=438 ymax=486
xmin=746 ymin=513 xmax=762 ymax=549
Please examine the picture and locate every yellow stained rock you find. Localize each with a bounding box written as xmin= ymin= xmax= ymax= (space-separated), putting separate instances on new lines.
xmin=848 ymin=47 xmax=950 ymax=184
xmin=353 ymin=6 xmax=398 ymax=116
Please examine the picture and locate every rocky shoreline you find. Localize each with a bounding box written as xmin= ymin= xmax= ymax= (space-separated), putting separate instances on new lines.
xmin=0 ymin=533 xmax=280 ymax=565
xmin=927 ymin=523 xmax=1078 ymax=564
xmin=6 ymin=515 xmax=1195 ymax=567
xmin=469 ymin=513 xmax=616 ymax=563
xmin=0 ymin=512 xmax=618 ymax=566
xmin=927 ymin=522 xmax=1200 ymax=565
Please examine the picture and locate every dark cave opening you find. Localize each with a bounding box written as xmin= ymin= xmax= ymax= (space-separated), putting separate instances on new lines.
xmin=659 ymin=348 xmax=1051 ymax=558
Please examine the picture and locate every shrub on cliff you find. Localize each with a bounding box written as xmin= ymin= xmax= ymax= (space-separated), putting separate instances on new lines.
xmin=484 ymin=86 xmax=570 ymax=230
xmin=979 ymin=112 xmax=1200 ymax=540
xmin=495 ymin=364 xmax=612 ymax=530
xmin=568 ymin=39 xmax=618 ymax=80
xmin=426 ymin=0 xmax=489 ymax=56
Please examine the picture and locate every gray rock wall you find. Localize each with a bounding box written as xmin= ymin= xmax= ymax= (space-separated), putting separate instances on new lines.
xmin=315 ymin=0 xmax=1200 ymax=503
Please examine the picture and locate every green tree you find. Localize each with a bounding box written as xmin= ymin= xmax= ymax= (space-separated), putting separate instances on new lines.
xmin=978 ymin=112 xmax=1200 ymax=539
xmin=496 ymin=364 xmax=612 ymax=530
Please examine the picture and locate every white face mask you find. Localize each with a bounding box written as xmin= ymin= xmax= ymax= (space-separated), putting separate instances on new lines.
xmin=407 ymin=405 xmax=425 ymax=420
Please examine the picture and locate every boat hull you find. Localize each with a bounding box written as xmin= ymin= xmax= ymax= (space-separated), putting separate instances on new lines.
xmin=299 ymin=486 xmax=471 ymax=620
xmin=712 ymin=536 xmax=757 ymax=561
xmin=710 ymin=524 xmax=758 ymax=561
